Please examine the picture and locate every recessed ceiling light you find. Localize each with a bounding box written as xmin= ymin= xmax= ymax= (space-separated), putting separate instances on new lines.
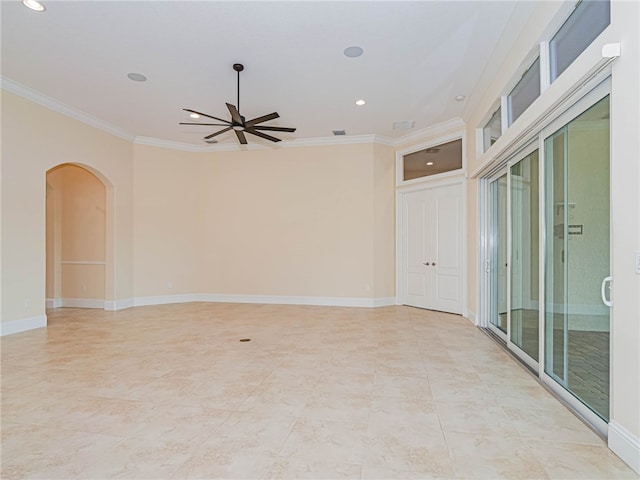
xmin=127 ymin=73 xmax=147 ymax=82
xmin=455 ymin=95 xmax=466 ymax=102
xmin=426 ymin=162 xmax=435 ymax=166
xmin=344 ymin=46 xmax=364 ymax=58
xmin=22 ymin=0 xmax=45 ymax=11
xmin=189 ymin=113 xmax=200 ymax=119
xmin=355 ymin=99 xmax=366 ymax=106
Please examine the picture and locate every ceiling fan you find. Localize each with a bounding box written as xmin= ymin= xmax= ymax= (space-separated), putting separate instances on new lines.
xmin=180 ymin=63 xmax=296 ymax=144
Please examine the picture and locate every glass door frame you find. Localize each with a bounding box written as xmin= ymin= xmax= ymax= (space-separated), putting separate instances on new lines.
xmin=508 ymin=140 xmax=541 ymax=373
xmin=486 ymin=168 xmax=508 ymax=342
xmin=479 ymin=77 xmax=611 ymax=437
xmin=538 ymin=78 xmax=611 ymax=436
xmin=484 ymin=141 xmax=541 ymax=373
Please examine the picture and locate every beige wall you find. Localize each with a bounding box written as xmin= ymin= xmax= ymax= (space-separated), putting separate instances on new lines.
xmin=1 ymin=90 xmax=133 ymax=322
xmin=133 ymin=142 xmax=396 ymax=300
xmin=133 ymin=145 xmax=204 ymax=297
xmin=373 ymin=143 xmax=396 ymax=298
xmin=47 ymin=164 xmax=107 ymax=301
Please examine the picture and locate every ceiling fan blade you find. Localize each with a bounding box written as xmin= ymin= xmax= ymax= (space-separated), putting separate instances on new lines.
xmin=226 ymin=103 xmax=243 ymax=125
xmin=180 ymin=122 xmax=231 ymax=126
xmin=245 ymin=128 xmax=282 ymax=142
xmin=252 ymin=125 xmax=296 ymax=133
xmin=235 ymin=130 xmax=248 ymax=145
xmin=246 ymin=112 xmax=279 ymax=126
xmin=204 ymin=126 xmax=232 ymax=140
xmin=183 ymin=109 xmax=231 ymax=124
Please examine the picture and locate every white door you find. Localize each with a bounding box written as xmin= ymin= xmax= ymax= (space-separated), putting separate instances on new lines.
xmin=402 ymin=183 xmax=462 ymax=314
xmin=403 ymin=190 xmax=431 ymax=309
xmin=432 ymin=184 xmax=462 ymax=314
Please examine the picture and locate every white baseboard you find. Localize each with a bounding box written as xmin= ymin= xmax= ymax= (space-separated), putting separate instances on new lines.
xmin=46 ymin=297 xmax=62 ymax=309
xmin=608 ymin=421 xmax=640 ymax=474
xmin=466 ymin=309 xmax=477 ymax=326
xmin=104 ymin=298 xmax=134 ymax=311
xmin=134 ymin=294 xmax=201 ymax=307
xmin=134 ymin=293 xmax=396 ymax=309
xmin=372 ymin=297 xmax=397 ymax=307
xmin=0 ymin=314 xmax=47 ymax=336
xmin=59 ymin=298 xmax=105 ymax=309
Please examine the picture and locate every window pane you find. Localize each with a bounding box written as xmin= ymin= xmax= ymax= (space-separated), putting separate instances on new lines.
xmin=483 ymin=107 xmax=502 ymax=152
xmin=508 ymin=58 xmax=541 ymax=125
xmin=550 ymin=0 xmax=610 ymax=82
xmin=402 ymin=139 xmax=462 ymax=181
xmin=510 ymin=150 xmax=540 ymax=361
xmin=544 ymin=95 xmax=611 ymax=421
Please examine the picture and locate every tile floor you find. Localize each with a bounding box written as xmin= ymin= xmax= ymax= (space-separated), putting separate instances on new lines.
xmin=1 ymin=303 xmax=637 ymax=479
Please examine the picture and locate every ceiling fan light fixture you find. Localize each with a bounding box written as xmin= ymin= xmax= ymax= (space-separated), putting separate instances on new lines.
xmin=189 ymin=113 xmax=200 ymax=119
xmin=22 ymin=0 xmax=45 ymax=11
xmin=232 ymin=125 xmax=245 ymax=131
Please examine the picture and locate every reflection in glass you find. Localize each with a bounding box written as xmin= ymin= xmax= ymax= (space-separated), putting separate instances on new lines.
xmin=490 ymin=174 xmax=508 ymax=333
xmin=508 ymin=58 xmax=541 ymax=126
xmin=484 ymin=108 xmax=502 ymax=152
xmin=510 ymin=150 xmax=539 ymax=360
xmin=550 ymin=0 xmax=610 ymax=82
xmin=544 ymin=95 xmax=610 ymax=420
xmin=402 ymin=139 xmax=462 ymax=181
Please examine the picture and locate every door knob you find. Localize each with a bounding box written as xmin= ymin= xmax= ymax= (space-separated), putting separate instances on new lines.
xmin=431 ymin=262 xmax=436 ymax=266
xmin=423 ymin=262 xmax=429 ymax=266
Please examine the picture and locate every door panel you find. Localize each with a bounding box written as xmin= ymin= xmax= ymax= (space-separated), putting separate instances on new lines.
xmin=544 ymin=95 xmax=610 ymax=421
xmin=490 ymin=174 xmax=508 ymax=334
xmin=402 ymin=183 xmax=462 ymax=314
xmin=510 ymin=150 xmax=540 ymax=361
xmin=404 ymin=190 xmax=430 ymax=308
xmin=434 ymin=185 xmax=462 ymax=313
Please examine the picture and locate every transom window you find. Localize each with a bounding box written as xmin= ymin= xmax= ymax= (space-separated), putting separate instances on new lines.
xmin=402 ymin=139 xmax=462 ymax=181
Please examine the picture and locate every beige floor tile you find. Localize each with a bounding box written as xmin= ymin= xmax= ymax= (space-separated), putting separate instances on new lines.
xmin=444 ymin=431 xmax=550 ymax=479
xmin=265 ymin=460 xmax=362 ymax=480
xmin=1 ymin=303 xmax=636 ymax=480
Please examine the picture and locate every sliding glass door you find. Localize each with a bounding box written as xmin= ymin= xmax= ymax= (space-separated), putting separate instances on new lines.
xmin=510 ymin=150 xmax=540 ymax=361
xmin=489 ymin=173 xmax=508 ymax=335
xmin=484 ymin=83 xmax=611 ymax=428
xmin=544 ymin=95 xmax=610 ymax=421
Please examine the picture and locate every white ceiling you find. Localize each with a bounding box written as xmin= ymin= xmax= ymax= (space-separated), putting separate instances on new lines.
xmin=1 ymin=1 xmax=538 ymax=146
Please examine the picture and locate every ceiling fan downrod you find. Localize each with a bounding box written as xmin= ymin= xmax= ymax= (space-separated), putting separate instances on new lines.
xmin=233 ymin=63 xmax=243 ymax=114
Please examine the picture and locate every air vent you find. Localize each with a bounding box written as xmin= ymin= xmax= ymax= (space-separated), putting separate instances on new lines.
xmin=425 ymin=148 xmax=440 ymax=154
xmin=205 ymin=139 xmax=218 ymax=144
xmin=332 ymin=130 xmax=346 ymax=136
xmin=393 ymin=121 xmax=415 ymax=130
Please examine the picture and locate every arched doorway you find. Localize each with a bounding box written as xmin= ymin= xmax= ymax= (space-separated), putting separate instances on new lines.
xmin=46 ymin=164 xmax=108 ymax=309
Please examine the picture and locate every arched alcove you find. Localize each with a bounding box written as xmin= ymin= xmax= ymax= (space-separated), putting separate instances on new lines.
xmin=46 ymin=163 xmax=111 ymax=309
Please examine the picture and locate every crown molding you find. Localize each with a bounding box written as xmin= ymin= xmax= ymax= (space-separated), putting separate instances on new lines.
xmin=134 ymin=133 xmax=397 ymax=153
xmin=393 ymin=117 xmax=466 ymax=147
xmin=2 ymin=75 xmax=458 ymax=152
xmin=1 ymin=76 xmax=135 ymax=142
